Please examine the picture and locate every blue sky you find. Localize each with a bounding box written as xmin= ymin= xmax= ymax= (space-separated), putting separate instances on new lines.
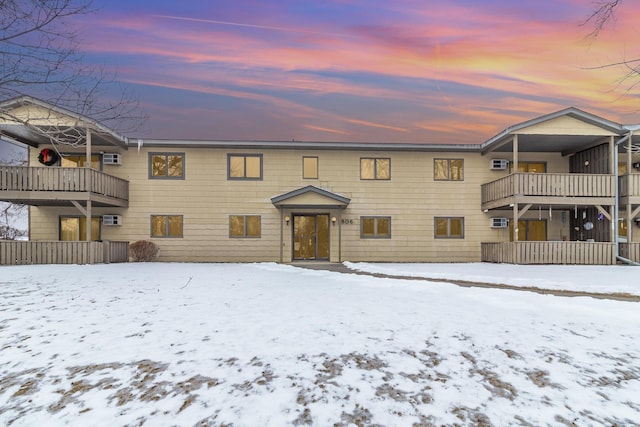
xmin=67 ymin=0 xmax=640 ymax=143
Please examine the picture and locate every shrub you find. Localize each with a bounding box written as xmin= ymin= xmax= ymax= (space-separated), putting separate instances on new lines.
xmin=129 ymin=240 xmax=159 ymax=262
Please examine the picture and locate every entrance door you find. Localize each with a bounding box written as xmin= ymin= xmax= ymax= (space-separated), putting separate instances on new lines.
xmin=293 ymin=214 xmax=329 ymax=260
xmin=510 ymin=220 xmax=547 ymax=241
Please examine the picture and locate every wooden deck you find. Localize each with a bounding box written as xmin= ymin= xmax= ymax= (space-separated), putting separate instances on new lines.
xmin=0 ymin=241 xmax=129 ymax=265
xmin=0 ymin=166 xmax=128 ymax=207
xmin=481 ymin=173 xmax=615 ymax=209
xmin=481 ymin=241 xmax=617 ymax=265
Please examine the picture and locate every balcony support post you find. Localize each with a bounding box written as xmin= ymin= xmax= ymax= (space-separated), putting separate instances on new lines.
xmin=628 ymin=203 xmax=633 ymax=242
xmin=628 ymin=133 xmax=634 ymax=242
xmin=512 ymin=134 xmax=519 ymax=174
xmin=512 ymin=202 xmax=519 ymax=263
xmin=85 ymin=128 xmax=92 ymax=242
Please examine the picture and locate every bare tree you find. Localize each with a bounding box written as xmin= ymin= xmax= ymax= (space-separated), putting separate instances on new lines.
xmin=581 ymin=0 xmax=640 ymax=152
xmin=0 ymin=147 xmax=27 ymax=240
xmin=581 ymin=0 xmax=640 ymax=94
xmin=581 ymin=0 xmax=622 ymax=39
xmin=0 ymin=0 xmax=145 ymax=147
xmin=0 ymin=202 xmax=27 ymax=240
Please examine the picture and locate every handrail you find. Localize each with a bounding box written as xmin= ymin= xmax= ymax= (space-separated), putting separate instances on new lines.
xmin=482 ymin=173 xmax=615 ymax=204
xmin=0 ymin=166 xmax=128 ymax=200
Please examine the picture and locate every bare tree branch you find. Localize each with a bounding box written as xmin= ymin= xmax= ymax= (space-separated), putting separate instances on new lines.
xmin=0 ymin=149 xmax=27 ymax=240
xmin=580 ymin=0 xmax=622 ymax=39
xmin=0 ymin=0 xmax=146 ymax=147
xmin=580 ymin=0 xmax=640 ymax=104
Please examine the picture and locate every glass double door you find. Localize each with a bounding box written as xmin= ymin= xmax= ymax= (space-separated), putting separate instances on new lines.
xmin=510 ymin=220 xmax=547 ymax=241
xmin=293 ymin=214 xmax=329 ymax=260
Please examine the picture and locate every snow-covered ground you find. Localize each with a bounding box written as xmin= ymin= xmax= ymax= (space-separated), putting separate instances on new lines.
xmin=346 ymin=262 xmax=640 ymax=296
xmin=1 ymin=262 xmax=639 ymax=426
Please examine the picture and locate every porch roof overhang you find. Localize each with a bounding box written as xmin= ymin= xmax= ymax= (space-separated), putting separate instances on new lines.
xmin=0 ymin=95 xmax=128 ymax=149
xmin=271 ymin=185 xmax=351 ymax=209
xmin=480 ymin=107 xmax=625 ymax=156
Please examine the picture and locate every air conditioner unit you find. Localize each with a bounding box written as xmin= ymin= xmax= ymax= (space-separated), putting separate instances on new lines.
xmin=490 ymin=217 xmax=509 ymax=228
xmin=102 ymin=215 xmax=122 ymax=226
xmin=490 ymin=159 xmax=509 ymax=170
xmin=103 ymin=153 xmax=122 ymax=165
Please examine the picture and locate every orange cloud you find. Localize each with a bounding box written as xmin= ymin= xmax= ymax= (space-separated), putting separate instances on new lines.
xmin=78 ymin=3 xmax=640 ymax=143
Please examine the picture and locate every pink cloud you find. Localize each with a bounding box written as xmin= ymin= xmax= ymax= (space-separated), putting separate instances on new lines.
xmin=76 ymin=3 xmax=640 ymax=142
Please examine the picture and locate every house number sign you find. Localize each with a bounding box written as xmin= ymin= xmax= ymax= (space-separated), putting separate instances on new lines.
xmin=341 ymin=219 xmax=354 ymax=225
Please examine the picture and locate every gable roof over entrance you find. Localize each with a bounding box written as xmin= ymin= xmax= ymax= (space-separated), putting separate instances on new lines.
xmin=271 ymin=185 xmax=351 ymax=209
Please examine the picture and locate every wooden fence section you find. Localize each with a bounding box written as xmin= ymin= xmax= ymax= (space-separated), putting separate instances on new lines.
xmin=619 ymin=243 xmax=640 ymax=263
xmin=619 ymin=174 xmax=640 ymax=198
xmin=0 ymin=166 xmax=128 ymax=201
xmin=0 ymin=241 xmax=129 ymax=265
xmin=481 ymin=241 xmax=616 ymax=265
xmin=481 ymin=173 xmax=615 ymax=204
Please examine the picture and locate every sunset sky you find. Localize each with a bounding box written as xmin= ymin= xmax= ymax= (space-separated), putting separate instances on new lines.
xmin=79 ymin=0 xmax=640 ymax=144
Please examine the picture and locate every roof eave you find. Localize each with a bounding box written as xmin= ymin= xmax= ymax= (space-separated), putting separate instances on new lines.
xmin=0 ymin=95 xmax=128 ymax=149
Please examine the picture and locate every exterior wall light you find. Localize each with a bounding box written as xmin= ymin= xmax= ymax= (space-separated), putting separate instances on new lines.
xmin=331 ymin=216 xmax=337 ymax=225
xmin=284 ymin=215 xmax=290 ymax=225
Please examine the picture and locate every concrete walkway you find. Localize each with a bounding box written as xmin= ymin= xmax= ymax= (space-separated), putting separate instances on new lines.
xmin=292 ymin=262 xmax=640 ymax=302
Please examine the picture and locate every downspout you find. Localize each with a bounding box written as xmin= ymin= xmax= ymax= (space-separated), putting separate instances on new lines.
xmin=615 ymin=127 xmax=640 ymax=265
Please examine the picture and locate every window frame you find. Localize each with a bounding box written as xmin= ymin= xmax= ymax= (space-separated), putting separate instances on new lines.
xmin=150 ymin=214 xmax=184 ymax=238
xmin=302 ymin=156 xmax=319 ymax=179
xmin=434 ymin=158 xmax=464 ymax=181
xmin=229 ymin=215 xmax=262 ymax=238
xmin=434 ymin=217 xmax=465 ymax=239
xmin=227 ymin=153 xmax=263 ymax=180
xmin=510 ymin=161 xmax=547 ymax=173
xmin=360 ymin=157 xmax=391 ymax=180
xmin=619 ymin=219 xmax=628 ymax=237
xmin=60 ymin=153 xmax=102 ymax=170
xmin=148 ymin=152 xmax=186 ymax=179
xmin=360 ymin=216 xmax=392 ymax=239
xmin=510 ymin=219 xmax=547 ymax=241
xmin=59 ymin=216 xmax=101 ymax=241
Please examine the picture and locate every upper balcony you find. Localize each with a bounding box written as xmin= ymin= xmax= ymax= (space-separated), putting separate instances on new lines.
xmin=619 ymin=174 xmax=640 ymax=205
xmin=0 ymin=166 xmax=128 ymax=207
xmin=481 ymin=173 xmax=615 ymax=210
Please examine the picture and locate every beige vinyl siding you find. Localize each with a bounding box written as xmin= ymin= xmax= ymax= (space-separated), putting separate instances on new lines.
xmin=516 ymin=115 xmax=617 ymax=136
xmin=29 ymin=143 xmax=625 ymax=261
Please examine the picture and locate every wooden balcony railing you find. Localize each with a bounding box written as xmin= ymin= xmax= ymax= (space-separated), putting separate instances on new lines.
xmin=0 ymin=241 xmax=129 ymax=265
xmin=619 ymin=243 xmax=640 ymax=263
xmin=0 ymin=166 xmax=128 ymax=201
xmin=481 ymin=241 xmax=616 ymax=265
xmin=619 ymin=174 xmax=640 ymax=198
xmin=481 ymin=173 xmax=615 ymax=205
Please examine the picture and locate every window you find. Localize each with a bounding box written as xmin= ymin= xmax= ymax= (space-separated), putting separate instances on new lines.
xmin=510 ymin=161 xmax=546 ymax=173
xmin=361 ymin=216 xmax=391 ymax=238
xmin=619 ymin=163 xmax=628 ymax=176
xmin=510 ymin=220 xmax=546 ymax=241
xmin=434 ymin=159 xmax=463 ymax=181
xmin=61 ymin=154 xmax=101 ymax=169
xmin=151 ymin=215 xmax=183 ymax=238
xmin=361 ymin=158 xmax=390 ymax=180
xmin=149 ymin=153 xmax=185 ymax=179
xmin=229 ymin=215 xmax=261 ymax=238
xmin=228 ymin=154 xmax=263 ymax=180
xmin=619 ymin=219 xmax=628 ymax=238
xmin=303 ymin=156 xmax=318 ymax=179
xmin=434 ymin=217 xmax=464 ymax=238
xmin=59 ymin=217 xmax=101 ymax=241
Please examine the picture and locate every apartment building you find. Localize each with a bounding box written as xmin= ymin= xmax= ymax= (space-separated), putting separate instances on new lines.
xmin=1 ymin=95 xmax=639 ymax=264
